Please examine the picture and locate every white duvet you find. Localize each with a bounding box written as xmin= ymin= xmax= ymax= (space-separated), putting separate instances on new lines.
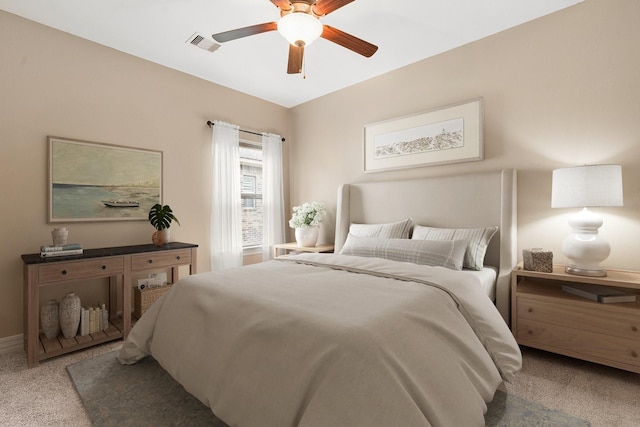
xmin=119 ymin=253 xmax=521 ymax=427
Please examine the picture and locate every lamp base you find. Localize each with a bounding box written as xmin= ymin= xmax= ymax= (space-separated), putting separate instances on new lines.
xmin=564 ymin=265 xmax=607 ymax=277
xmin=561 ymin=207 xmax=611 ymax=279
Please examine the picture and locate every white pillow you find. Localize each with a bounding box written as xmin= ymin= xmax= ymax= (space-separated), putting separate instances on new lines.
xmin=411 ymin=225 xmax=498 ymax=271
xmin=339 ymin=234 xmax=468 ymax=270
xmin=348 ymin=218 xmax=412 ymax=239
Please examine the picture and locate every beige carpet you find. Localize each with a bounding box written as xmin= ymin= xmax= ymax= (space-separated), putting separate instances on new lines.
xmin=1 ymin=343 xmax=638 ymax=426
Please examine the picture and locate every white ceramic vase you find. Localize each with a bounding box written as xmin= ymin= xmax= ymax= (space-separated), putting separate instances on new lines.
xmin=60 ymin=292 xmax=81 ymax=339
xmin=40 ymin=300 xmax=60 ymax=339
xmin=51 ymin=227 xmax=68 ymax=246
xmin=295 ymin=226 xmax=319 ymax=247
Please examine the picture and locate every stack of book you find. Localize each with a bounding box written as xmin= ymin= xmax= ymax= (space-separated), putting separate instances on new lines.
xmin=40 ymin=243 xmax=83 ymax=258
xmin=79 ymin=303 xmax=109 ymax=336
xmin=562 ymin=283 xmax=637 ymax=303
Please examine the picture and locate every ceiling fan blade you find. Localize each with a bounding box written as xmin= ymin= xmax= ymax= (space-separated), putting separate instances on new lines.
xmin=313 ymin=0 xmax=355 ymax=16
xmin=269 ymin=0 xmax=292 ymax=11
xmin=321 ymin=25 xmax=378 ymax=57
xmin=212 ymin=22 xmax=278 ymax=43
xmin=287 ymin=44 xmax=304 ymax=74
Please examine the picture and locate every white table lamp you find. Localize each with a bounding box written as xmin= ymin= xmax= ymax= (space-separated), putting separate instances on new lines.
xmin=551 ymin=165 xmax=623 ymax=277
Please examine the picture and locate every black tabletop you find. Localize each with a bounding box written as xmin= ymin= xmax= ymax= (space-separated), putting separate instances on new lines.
xmin=21 ymin=242 xmax=198 ymax=265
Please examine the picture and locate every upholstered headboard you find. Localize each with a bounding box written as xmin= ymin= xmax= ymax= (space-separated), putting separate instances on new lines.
xmin=334 ymin=169 xmax=517 ymax=323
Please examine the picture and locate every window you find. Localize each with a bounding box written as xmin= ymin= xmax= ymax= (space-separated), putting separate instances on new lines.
xmin=240 ymin=142 xmax=263 ymax=248
xmin=242 ymin=175 xmax=257 ymax=209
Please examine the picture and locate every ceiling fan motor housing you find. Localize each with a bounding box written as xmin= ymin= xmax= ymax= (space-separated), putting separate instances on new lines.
xmin=277 ymin=2 xmax=323 ymax=47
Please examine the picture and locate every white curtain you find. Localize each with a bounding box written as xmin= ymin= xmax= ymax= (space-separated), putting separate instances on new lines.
xmin=261 ymin=133 xmax=285 ymax=260
xmin=210 ymin=121 xmax=243 ymax=270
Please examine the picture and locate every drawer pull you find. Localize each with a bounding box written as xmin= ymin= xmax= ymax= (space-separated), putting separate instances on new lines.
xmin=528 ymin=307 xmax=533 ymax=313
xmin=148 ymin=259 xmax=153 ymax=264
xmin=61 ymin=270 xmax=67 ymax=275
xmin=632 ymin=351 xmax=638 ymax=358
xmin=101 ymin=265 xmax=107 ymax=270
xmin=176 ymin=256 xmax=181 ymax=260
xmin=632 ymin=326 xmax=638 ymax=332
xmin=528 ymin=330 xmax=533 ymax=335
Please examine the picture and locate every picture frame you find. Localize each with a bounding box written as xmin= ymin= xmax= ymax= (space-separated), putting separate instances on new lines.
xmin=48 ymin=136 xmax=163 ymax=222
xmin=363 ymin=97 xmax=483 ymax=173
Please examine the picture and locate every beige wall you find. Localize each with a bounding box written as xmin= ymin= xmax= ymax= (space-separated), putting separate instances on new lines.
xmin=290 ymin=0 xmax=640 ymax=268
xmin=2 ymin=0 xmax=639 ymax=341
xmin=0 ymin=11 xmax=291 ymax=339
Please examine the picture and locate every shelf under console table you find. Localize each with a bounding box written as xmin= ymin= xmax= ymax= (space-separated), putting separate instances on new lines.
xmin=22 ymin=242 xmax=198 ymax=368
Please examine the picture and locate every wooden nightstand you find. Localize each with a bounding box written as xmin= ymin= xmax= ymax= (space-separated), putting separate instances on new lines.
xmin=511 ymin=264 xmax=640 ymax=373
xmin=273 ymin=242 xmax=334 ymax=259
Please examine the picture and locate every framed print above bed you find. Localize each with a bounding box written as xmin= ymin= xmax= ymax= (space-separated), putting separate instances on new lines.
xmin=48 ymin=136 xmax=162 ymax=222
xmin=363 ymin=97 xmax=483 ymax=173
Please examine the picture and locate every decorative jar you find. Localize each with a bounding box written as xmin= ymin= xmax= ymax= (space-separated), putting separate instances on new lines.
xmin=59 ymin=292 xmax=81 ymax=339
xmin=51 ymin=227 xmax=68 ymax=246
xmin=40 ymin=300 xmax=60 ymax=339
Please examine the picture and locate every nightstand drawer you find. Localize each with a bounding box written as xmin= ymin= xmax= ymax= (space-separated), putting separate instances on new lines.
xmin=131 ymin=249 xmax=192 ymax=270
xmin=39 ymin=257 xmax=124 ymax=284
xmin=517 ymin=297 xmax=640 ymax=341
xmin=517 ymin=318 xmax=640 ymax=368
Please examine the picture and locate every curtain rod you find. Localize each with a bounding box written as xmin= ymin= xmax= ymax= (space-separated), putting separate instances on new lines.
xmin=206 ymin=121 xmax=285 ymax=142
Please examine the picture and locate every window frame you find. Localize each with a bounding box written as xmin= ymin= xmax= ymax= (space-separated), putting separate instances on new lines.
xmin=239 ymin=139 xmax=264 ymax=249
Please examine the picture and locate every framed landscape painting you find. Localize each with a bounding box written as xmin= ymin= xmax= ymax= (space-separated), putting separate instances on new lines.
xmin=363 ymin=98 xmax=483 ymax=173
xmin=48 ymin=136 xmax=162 ymax=222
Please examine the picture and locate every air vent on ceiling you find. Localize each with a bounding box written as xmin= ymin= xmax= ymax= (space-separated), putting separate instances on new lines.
xmin=186 ymin=33 xmax=220 ymax=53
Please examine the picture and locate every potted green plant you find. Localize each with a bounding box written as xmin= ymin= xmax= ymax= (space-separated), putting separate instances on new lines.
xmin=148 ymin=203 xmax=180 ymax=246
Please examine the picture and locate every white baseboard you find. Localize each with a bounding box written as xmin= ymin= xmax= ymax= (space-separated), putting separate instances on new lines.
xmin=0 ymin=334 xmax=24 ymax=355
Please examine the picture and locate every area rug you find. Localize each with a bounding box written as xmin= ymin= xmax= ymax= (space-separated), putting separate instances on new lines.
xmin=68 ymin=351 xmax=591 ymax=427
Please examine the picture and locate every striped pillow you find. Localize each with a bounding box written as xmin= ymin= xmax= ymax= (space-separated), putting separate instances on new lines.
xmin=339 ymin=234 xmax=468 ymax=270
xmin=348 ymin=219 xmax=412 ymax=239
xmin=411 ymin=225 xmax=498 ymax=271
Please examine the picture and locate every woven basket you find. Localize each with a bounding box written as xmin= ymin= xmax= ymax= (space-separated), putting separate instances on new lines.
xmin=133 ymin=284 xmax=172 ymax=319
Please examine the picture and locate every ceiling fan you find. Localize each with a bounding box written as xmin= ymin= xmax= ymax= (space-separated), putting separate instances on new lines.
xmin=212 ymin=0 xmax=378 ymax=74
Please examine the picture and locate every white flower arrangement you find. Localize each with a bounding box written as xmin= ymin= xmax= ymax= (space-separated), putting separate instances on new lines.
xmin=288 ymin=201 xmax=326 ymax=229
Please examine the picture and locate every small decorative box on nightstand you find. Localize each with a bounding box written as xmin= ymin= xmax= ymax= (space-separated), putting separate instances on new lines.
xmin=522 ymin=248 xmax=553 ymax=273
xmin=511 ymin=264 xmax=640 ymax=373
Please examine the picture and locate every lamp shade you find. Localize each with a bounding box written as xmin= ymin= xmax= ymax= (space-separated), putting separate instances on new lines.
xmin=551 ymin=164 xmax=623 ymax=208
xmin=277 ymin=12 xmax=323 ymax=47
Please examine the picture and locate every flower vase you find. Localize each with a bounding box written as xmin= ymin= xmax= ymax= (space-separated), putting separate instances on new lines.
xmin=59 ymin=292 xmax=81 ymax=339
xmin=295 ymin=227 xmax=319 ymax=247
xmin=40 ymin=300 xmax=60 ymax=339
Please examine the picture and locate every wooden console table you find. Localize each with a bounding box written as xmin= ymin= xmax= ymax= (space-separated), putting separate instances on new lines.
xmin=22 ymin=242 xmax=198 ymax=367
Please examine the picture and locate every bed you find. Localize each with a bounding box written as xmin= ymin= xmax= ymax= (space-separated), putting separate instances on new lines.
xmin=119 ymin=169 xmax=521 ymax=427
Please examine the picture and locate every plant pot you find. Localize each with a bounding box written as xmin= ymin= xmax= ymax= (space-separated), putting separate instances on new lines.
xmin=152 ymin=229 xmax=170 ymax=246
xmin=295 ymin=227 xmax=319 ymax=247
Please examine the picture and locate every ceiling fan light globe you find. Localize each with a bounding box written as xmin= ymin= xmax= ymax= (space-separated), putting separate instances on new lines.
xmin=277 ymin=12 xmax=323 ymax=47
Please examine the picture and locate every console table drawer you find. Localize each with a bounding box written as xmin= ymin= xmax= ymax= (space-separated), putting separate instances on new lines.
xmin=517 ymin=318 xmax=640 ymax=368
xmin=131 ymin=249 xmax=192 ymax=271
xmin=38 ymin=257 xmax=124 ymax=284
xmin=517 ymin=297 xmax=640 ymax=341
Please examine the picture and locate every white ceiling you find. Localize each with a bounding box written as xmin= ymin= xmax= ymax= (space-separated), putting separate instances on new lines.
xmin=1 ymin=0 xmax=582 ymax=108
